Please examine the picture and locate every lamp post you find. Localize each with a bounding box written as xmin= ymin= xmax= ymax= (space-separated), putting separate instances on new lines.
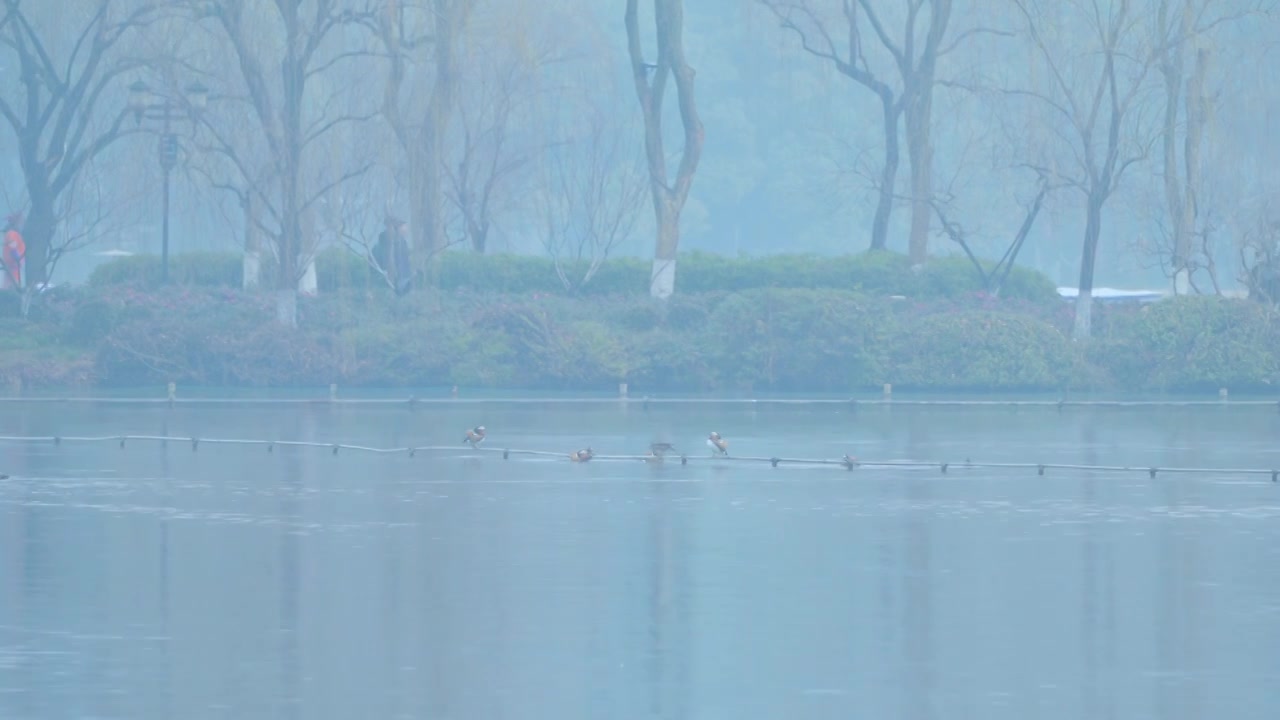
xmin=127 ymin=79 xmax=208 ymax=284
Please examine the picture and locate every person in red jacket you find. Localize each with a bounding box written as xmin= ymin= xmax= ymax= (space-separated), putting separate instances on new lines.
xmin=2 ymin=213 xmax=25 ymax=290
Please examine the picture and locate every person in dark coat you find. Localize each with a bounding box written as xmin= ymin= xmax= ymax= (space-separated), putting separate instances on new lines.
xmin=373 ymin=215 xmax=412 ymax=295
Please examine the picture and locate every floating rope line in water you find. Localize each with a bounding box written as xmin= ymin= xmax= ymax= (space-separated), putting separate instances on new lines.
xmin=0 ymin=392 xmax=1277 ymax=410
xmin=0 ymin=434 xmax=1275 ymax=482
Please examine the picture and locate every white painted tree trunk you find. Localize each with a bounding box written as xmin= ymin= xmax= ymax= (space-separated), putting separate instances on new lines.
xmin=1072 ymin=291 xmax=1093 ymax=340
xmin=650 ymin=258 xmax=676 ymax=300
xmin=243 ymin=193 xmax=261 ymax=290
xmin=275 ymin=289 xmax=297 ymax=328
xmin=298 ymin=257 xmax=317 ymax=296
xmin=243 ymin=250 xmax=260 ymax=290
xmin=1173 ymin=269 xmax=1190 ymax=295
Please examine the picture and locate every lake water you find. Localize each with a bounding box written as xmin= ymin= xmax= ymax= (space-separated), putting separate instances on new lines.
xmin=1 ymin=401 xmax=1279 ymax=719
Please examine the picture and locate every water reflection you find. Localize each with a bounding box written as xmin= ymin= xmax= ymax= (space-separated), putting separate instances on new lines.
xmin=158 ymin=413 xmax=173 ymax=720
xmin=903 ymin=419 xmax=936 ymax=720
xmin=276 ymin=410 xmax=306 ymax=720
xmin=0 ymin=403 xmax=1278 ymax=719
xmin=645 ymin=479 xmax=690 ymax=719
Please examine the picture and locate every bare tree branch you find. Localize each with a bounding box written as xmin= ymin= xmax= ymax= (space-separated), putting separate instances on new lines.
xmin=0 ymin=0 xmax=166 ymax=289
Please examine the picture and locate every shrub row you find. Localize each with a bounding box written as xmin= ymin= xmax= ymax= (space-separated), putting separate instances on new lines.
xmin=8 ymin=286 xmax=1276 ymax=393
xmin=88 ymin=248 xmax=1062 ymax=303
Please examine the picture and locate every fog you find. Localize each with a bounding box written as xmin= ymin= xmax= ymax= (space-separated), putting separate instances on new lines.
xmin=2 ymin=1 xmax=1278 ymax=294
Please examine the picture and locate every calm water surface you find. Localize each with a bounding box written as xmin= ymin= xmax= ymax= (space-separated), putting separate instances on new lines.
xmin=1 ymin=402 xmax=1278 ymax=719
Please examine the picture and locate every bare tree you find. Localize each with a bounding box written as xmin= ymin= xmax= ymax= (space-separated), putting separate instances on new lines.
xmin=179 ymin=90 xmax=275 ymax=290
xmin=625 ymin=0 xmax=704 ymax=299
xmin=324 ymin=180 xmax=404 ymax=291
xmin=444 ymin=18 xmax=552 ymax=254
xmin=760 ymin=1 xmax=988 ymax=265
xmin=1159 ymin=0 xmax=1202 ymax=295
xmin=4 ymin=153 xmax=143 ymax=316
xmin=190 ymin=0 xmax=378 ymax=325
xmin=1239 ymin=203 xmax=1280 ymax=307
xmin=1007 ymin=0 xmax=1266 ymax=336
xmin=1005 ymin=0 xmax=1171 ymax=339
xmin=931 ymin=167 xmax=1055 ymax=296
xmin=538 ymin=103 xmax=647 ymax=292
xmin=0 ymin=0 xmax=165 ymax=288
xmin=378 ymin=0 xmax=474 ymax=274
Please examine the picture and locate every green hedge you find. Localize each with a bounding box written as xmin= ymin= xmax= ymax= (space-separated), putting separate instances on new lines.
xmin=7 ymin=283 xmax=1280 ymax=392
xmin=1090 ymin=296 xmax=1280 ymax=391
xmin=90 ymin=248 xmax=1060 ymax=303
xmin=87 ymin=252 xmax=278 ymax=288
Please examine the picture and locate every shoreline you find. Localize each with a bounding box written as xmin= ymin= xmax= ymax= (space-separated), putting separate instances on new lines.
xmin=2 ymin=251 xmax=1277 ymax=395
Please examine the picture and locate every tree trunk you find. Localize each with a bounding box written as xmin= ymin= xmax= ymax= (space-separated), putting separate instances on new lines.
xmin=21 ymin=193 xmax=55 ymax=287
xmin=468 ymin=216 xmax=488 ymax=254
xmin=870 ymin=95 xmax=899 ymax=252
xmin=651 ymin=195 xmax=679 ymax=299
xmin=243 ymin=250 xmax=261 ymax=291
xmin=298 ymin=206 xmax=317 ymax=296
xmin=1181 ymin=47 xmax=1209 ymax=289
xmin=298 ymin=258 xmax=317 ymax=296
xmin=902 ymin=0 xmax=950 ymax=266
xmin=905 ymin=97 xmax=933 ymax=266
xmin=276 ymin=7 xmax=304 ymax=327
xmin=275 ymin=289 xmax=297 ymax=327
xmin=627 ymin=0 xmax=703 ymax=300
xmin=243 ymin=194 xmax=261 ymax=290
xmin=415 ymin=119 xmax=448 ymax=260
xmin=1161 ymin=6 xmax=1189 ymax=294
xmin=1073 ymin=193 xmax=1105 ymax=340
xmin=276 ymin=170 xmax=301 ymax=326
xmin=408 ymin=110 xmax=445 ymax=287
xmin=276 ymin=208 xmax=300 ymax=327
xmin=381 ymin=1 xmax=471 ymax=282
xmin=412 ymin=0 xmax=464 ymax=274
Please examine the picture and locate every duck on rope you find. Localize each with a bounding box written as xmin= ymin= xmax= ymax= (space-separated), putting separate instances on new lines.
xmin=707 ymin=432 xmax=729 ymax=456
xmin=463 ymin=426 xmax=486 ymax=447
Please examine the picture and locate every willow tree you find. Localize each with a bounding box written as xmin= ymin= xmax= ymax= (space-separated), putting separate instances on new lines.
xmin=625 ymin=0 xmax=704 ymax=299
xmin=194 ymin=0 xmax=377 ymax=325
xmin=1007 ymin=0 xmax=1163 ymax=339
xmin=1154 ymin=0 xmax=1263 ymax=294
xmin=378 ymin=0 xmax=475 ymax=275
xmin=1009 ymin=0 xmax=1259 ymax=337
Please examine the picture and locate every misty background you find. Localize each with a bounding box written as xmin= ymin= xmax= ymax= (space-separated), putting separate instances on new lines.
xmin=2 ymin=1 xmax=1277 ymax=291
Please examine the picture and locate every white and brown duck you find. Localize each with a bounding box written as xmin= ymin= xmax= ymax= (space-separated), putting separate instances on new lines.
xmin=463 ymin=426 xmax=486 ymax=447
xmin=707 ymin=432 xmax=728 ymax=456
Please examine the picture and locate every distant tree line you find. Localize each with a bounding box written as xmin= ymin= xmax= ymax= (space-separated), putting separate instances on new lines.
xmin=1 ymin=0 xmax=1277 ymax=335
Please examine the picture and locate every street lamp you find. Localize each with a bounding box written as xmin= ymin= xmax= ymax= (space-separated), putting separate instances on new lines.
xmin=126 ymin=79 xmax=209 ymax=283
